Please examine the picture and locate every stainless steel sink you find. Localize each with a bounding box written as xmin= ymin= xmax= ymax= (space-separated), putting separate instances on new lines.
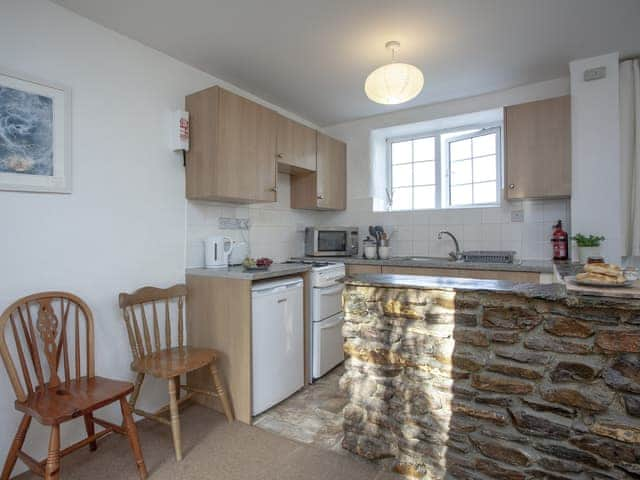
xmin=394 ymin=252 xmax=516 ymax=265
xmin=394 ymin=256 xmax=458 ymax=263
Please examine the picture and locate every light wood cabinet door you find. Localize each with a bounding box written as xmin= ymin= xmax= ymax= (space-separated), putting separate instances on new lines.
xmin=505 ymin=95 xmax=571 ymax=199
xmin=346 ymin=264 xmax=382 ymax=275
xmin=276 ymin=115 xmax=316 ymax=172
xmin=316 ymin=133 xmax=346 ymax=210
xmin=381 ymin=266 xmax=416 ymax=275
xmin=218 ymin=89 xmax=277 ymax=202
xmin=185 ymin=86 xmax=277 ymax=203
xmin=382 ymin=266 xmax=540 ymax=283
xmin=291 ymin=133 xmax=346 ymax=210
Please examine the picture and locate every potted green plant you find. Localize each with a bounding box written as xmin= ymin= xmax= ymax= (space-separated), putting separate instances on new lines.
xmin=571 ymin=233 xmax=605 ymax=263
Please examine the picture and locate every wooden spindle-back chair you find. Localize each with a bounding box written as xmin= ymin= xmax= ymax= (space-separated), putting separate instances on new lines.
xmin=118 ymin=284 xmax=233 ymax=461
xmin=0 ymin=291 xmax=147 ymax=480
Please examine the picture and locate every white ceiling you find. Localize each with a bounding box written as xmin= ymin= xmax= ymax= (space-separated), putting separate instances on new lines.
xmin=52 ymin=0 xmax=640 ymax=126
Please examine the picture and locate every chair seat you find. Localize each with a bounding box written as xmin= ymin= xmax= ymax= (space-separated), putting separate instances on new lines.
xmin=15 ymin=376 xmax=134 ymax=425
xmin=131 ymin=347 xmax=217 ymax=379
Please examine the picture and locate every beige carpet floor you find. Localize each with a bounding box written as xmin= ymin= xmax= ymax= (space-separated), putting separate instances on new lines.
xmin=15 ymin=404 xmax=397 ymax=479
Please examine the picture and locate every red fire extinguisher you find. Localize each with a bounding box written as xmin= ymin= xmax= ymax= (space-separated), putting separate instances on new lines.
xmin=551 ymin=220 xmax=568 ymax=261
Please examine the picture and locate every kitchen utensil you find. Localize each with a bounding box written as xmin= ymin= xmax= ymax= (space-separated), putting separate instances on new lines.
xmin=374 ymin=226 xmax=384 ymax=243
xmin=378 ymin=246 xmax=391 ymax=259
xmin=204 ymin=236 xmax=233 ymax=268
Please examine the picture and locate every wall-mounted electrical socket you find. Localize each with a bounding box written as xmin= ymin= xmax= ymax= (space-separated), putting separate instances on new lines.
xmin=584 ymin=66 xmax=606 ymax=82
xmin=219 ymin=217 xmax=250 ymax=230
xmin=511 ymin=210 xmax=524 ymax=223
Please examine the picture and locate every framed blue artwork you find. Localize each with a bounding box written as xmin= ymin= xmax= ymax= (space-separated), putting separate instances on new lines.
xmin=0 ymin=69 xmax=71 ymax=193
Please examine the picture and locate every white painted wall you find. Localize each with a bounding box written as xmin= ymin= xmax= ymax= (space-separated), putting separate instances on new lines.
xmin=321 ymin=78 xmax=572 ymax=260
xmin=569 ymin=53 xmax=621 ymax=262
xmin=0 ymin=0 xmax=317 ymax=474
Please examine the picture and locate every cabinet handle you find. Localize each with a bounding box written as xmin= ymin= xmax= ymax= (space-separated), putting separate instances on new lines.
xmin=508 ymin=184 xmax=515 ymax=189
xmin=276 ymin=153 xmax=284 ymax=159
xmin=317 ymin=194 xmax=325 ymax=200
xmin=270 ymin=186 xmax=278 ymax=193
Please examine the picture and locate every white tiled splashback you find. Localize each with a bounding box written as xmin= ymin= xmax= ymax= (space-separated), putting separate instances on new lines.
xmin=186 ymin=174 xmax=570 ymax=266
xmin=320 ymin=197 xmax=571 ymax=261
xmin=186 ymin=174 xmax=323 ymax=267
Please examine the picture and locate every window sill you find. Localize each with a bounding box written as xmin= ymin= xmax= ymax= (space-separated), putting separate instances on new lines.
xmin=378 ymin=203 xmax=501 ymax=213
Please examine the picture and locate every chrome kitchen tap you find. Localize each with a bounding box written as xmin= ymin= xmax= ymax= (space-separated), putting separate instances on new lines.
xmin=437 ymin=231 xmax=463 ymax=261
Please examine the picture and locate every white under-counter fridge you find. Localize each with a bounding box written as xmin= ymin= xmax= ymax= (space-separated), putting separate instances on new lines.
xmin=251 ymin=277 xmax=304 ymax=416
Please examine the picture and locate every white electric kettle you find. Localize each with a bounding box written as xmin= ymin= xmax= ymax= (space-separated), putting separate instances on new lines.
xmin=204 ymin=236 xmax=234 ymax=268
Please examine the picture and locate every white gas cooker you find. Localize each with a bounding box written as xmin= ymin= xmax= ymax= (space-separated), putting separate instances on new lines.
xmin=287 ymin=258 xmax=346 ymax=381
xmin=286 ymin=259 xmax=346 ymax=287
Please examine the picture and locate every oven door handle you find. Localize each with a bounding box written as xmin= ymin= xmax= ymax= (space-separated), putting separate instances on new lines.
xmin=319 ymin=313 xmax=344 ymax=329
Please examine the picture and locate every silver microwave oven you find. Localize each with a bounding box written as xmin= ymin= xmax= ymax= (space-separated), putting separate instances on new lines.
xmin=305 ymin=227 xmax=359 ymax=257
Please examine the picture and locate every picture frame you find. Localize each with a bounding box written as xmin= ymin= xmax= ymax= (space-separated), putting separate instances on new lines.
xmin=0 ymin=68 xmax=71 ymax=193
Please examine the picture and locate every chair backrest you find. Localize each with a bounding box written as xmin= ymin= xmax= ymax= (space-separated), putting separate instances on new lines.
xmin=0 ymin=292 xmax=95 ymax=402
xmin=118 ymin=284 xmax=187 ymax=361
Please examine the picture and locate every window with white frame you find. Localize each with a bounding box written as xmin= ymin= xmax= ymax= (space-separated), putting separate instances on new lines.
xmin=387 ymin=126 xmax=501 ymax=211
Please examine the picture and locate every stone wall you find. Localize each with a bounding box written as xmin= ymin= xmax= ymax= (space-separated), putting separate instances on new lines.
xmin=341 ymin=284 xmax=640 ymax=479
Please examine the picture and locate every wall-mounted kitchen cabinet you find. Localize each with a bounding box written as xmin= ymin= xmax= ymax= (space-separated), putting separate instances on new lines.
xmin=276 ymin=115 xmax=317 ymax=173
xmin=185 ymin=86 xmax=277 ymax=203
xmin=291 ymin=132 xmax=346 ymax=210
xmin=504 ymin=95 xmax=571 ymax=200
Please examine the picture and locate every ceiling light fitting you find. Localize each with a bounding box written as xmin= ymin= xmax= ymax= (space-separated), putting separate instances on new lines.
xmin=365 ymin=41 xmax=424 ymax=105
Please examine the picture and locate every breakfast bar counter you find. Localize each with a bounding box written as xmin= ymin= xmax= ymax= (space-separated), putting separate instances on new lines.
xmin=340 ymin=273 xmax=640 ymax=479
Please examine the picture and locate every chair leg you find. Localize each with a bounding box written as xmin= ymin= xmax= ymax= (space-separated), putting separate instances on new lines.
xmin=209 ymin=362 xmax=234 ymax=422
xmin=84 ymin=413 xmax=97 ymax=451
xmin=120 ymin=397 xmax=148 ymax=480
xmin=1 ymin=414 xmax=31 ymax=480
xmin=168 ymin=376 xmax=182 ymax=461
xmin=129 ymin=372 xmax=145 ymax=409
xmin=44 ymin=424 xmax=60 ymax=480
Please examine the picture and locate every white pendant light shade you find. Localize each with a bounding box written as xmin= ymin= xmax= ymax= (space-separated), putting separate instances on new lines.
xmin=365 ymin=63 xmax=424 ymax=105
xmin=365 ymin=41 xmax=424 ymax=105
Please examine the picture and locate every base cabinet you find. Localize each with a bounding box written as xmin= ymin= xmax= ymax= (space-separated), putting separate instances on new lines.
xmin=186 ymin=272 xmax=310 ymax=424
xmin=346 ymin=265 xmax=382 ymax=275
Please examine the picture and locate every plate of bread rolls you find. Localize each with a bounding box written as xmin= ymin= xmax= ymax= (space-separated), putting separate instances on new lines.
xmin=567 ymin=263 xmax=638 ymax=288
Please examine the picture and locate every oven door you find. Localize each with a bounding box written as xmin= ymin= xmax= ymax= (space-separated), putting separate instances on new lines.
xmin=312 ymin=312 xmax=344 ymax=379
xmin=312 ymin=283 xmax=344 ymax=321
